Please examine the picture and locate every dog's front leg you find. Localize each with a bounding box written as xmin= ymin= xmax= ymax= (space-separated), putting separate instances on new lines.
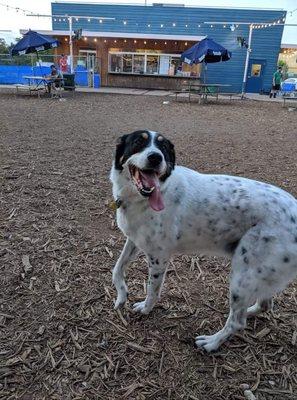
xmin=133 ymin=255 xmax=168 ymax=315
xmin=112 ymin=238 xmax=139 ymax=309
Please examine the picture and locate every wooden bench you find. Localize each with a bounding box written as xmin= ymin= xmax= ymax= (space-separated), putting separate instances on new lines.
xmin=219 ymin=92 xmax=242 ymax=101
xmin=283 ymin=96 xmax=297 ymax=107
xmin=15 ymin=84 xmax=45 ymax=97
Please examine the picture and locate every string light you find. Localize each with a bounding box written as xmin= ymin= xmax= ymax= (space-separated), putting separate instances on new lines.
xmin=134 ymin=40 xmax=137 ymax=43
xmin=94 ymin=38 xmax=97 ymax=42
xmin=123 ymin=20 xmax=127 ymax=25
xmin=144 ymin=40 xmax=146 ymax=44
xmin=124 ymin=39 xmax=127 ymax=43
xmin=148 ymin=24 xmax=151 ymax=27
xmin=84 ymin=37 xmax=87 ymax=41
xmin=160 ymin=24 xmax=164 ymax=28
xmin=114 ymin=40 xmax=117 ymax=43
xmin=99 ymin=19 xmax=102 ymax=23
xmin=0 ymin=2 xmax=34 ymax=16
xmin=172 ymin=23 xmax=176 ymax=27
xmin=104 ymin=39 xmax=107 ymax=43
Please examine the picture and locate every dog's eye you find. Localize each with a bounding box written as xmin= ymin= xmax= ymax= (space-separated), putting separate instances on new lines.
xmin=135 ymin=137 xmax=145 ymax=145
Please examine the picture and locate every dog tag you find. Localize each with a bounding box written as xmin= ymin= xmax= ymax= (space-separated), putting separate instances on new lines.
xmin=109 ymin=199 xmax=122 ymax=210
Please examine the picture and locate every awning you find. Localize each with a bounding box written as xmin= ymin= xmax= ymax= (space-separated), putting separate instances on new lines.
xmin=20 ymin=29 xmax=206 ymax=42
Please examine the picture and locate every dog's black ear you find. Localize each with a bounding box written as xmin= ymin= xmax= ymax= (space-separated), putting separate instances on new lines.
xmin=167 ymin=139 xmax=176 ymax=168
xmin=160 ymin=138 xmax=176 ymax=181
xmin=115 ymin=134 xmax=128 ymax=171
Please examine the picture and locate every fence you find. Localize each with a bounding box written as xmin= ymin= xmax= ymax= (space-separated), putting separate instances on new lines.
xmin=0 ymin=54 xmax=101 ymax=87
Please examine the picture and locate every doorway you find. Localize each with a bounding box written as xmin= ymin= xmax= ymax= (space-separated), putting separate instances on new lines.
xmin=246 ymin=59 xmax=266 ymax=93
xmin=77 ymin=50 xmax=98 ymax=87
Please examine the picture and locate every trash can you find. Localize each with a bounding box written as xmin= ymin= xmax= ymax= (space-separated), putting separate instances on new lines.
xmin=63 ymin=73 xmax=75 ymax=91
xmin=94 ymin=74 xmax=101 ymax=88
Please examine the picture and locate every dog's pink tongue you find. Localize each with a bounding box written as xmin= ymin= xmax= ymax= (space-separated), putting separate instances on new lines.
xmin=140 ymin=172 xmax=164 ymax=212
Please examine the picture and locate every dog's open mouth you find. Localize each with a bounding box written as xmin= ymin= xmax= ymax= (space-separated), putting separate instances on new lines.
xmin=129 ymin=166 xmax=164 ymax=212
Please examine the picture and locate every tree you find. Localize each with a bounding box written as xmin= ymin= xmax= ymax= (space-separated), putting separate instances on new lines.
xmin=0 ymin=38 xmax=9 ymax=54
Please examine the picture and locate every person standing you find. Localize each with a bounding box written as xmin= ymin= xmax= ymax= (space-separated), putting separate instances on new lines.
xmin=269 ymin=66 xmax=282 ymax=98
xmin=58 ymin=54 xmax=68 ymax=74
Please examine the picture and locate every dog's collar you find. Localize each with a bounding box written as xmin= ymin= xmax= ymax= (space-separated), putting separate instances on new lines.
xmin=109 ymin=198 xmax=123 ymax=211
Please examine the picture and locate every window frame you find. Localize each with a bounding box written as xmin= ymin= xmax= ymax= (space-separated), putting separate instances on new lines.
xmin=108 ymin=51 xmax=182 ymax=76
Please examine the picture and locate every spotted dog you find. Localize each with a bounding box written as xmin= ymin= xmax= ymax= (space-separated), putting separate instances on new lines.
xmin=110 ymin=130 xmax=297 ymax=352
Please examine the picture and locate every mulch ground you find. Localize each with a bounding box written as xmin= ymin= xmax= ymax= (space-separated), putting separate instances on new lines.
xmin=0 ymin=92 xmax=296 ymax=400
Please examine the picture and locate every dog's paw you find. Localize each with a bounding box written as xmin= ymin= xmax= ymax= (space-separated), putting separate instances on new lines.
xmin=195 ymin=334 xmax=221 ymax=353
xmin=114 ymin=289 xmax=128 ymax=310
xmin=132 ymin=301 xmax=151 ymax=315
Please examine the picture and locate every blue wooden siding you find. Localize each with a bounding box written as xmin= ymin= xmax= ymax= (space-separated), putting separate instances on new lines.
xmin=52 ymin=3 xmax=285 ymax=92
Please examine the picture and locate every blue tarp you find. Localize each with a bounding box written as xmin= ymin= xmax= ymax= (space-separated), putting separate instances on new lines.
xmin=0 ymin=65 xmax=51 ymax=84
xmin=0 ymin=64 xmax=100 ymax=87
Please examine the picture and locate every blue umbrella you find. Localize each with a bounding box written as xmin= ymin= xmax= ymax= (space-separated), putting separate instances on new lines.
xmin=11 ymin=30 xmax=59 ymax=56
xmin=181 ymin=37 xmax=231 ymax=82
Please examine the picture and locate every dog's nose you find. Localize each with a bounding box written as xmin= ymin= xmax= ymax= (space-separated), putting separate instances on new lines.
xmin=147 ymin=152 xmax=163 ymax=167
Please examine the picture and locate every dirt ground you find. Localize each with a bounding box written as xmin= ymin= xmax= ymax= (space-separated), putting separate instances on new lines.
xmin=0 ymin=92 xmax=296 ymax=400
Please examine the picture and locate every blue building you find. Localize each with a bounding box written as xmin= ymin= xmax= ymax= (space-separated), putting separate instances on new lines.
xmin=47 ymin=2 xmax=285 ymax=92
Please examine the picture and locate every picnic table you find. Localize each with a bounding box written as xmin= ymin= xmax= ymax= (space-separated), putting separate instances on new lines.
xmin=174 ymin=81 xmax=233 ymax=103
xmin=16 ymin=75 xmax=64 ymax=98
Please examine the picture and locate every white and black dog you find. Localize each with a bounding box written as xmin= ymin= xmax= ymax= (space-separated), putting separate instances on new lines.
xmin=110 ymin=130 xmax=297 ymax=352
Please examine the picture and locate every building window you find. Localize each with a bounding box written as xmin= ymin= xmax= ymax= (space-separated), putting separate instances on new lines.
xmin=110 ymin=54 xmax=122 ymax=72
xmin=123 ymin=54 xmax=132 ymax=73
xmin=108 ymin=51 xmax=192 ymax=77
xmin=133 ymin=54 xmax=145 ymax=74
xmin=146 ymin=55 xmax=159 ymax=74
xmin=251 ymin=64 xmax=262 ymax=77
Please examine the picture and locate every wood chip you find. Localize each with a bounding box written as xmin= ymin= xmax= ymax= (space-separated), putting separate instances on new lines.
xmin=127 ymin=342 xmax=152 ymax=354
xmin=22 ymin=255 xmax=33 ymax=274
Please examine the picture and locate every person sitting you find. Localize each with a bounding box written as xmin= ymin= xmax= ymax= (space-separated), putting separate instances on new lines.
xmin=47 ymin=65 xmax=63 ymax=94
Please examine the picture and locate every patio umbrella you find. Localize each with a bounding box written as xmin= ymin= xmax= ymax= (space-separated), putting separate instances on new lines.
xmin=181 ymin=37 xmax=231 ymax=82
xmin=11 ymin=30 xmax=59 ymax=56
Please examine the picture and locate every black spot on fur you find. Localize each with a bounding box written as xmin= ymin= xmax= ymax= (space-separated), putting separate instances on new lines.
xmin=232 ymin=294 xmax=239 ymax=302
xmin=243 ymin=257 xmax=249 ymax=264
xmin=263 ymin=237 xmax=270 ymax=243
xmin=155 ymin=259 xmax=159 ymax=265
xmin=153 ymin=273 xmax=160 ymax=279
xmin=241 ymin=247 xmax=247 ymax=255
xmin=257 ymin=267 xmax=262 ymax=274
xmin=294 ymin=236 xmax=297 ymax=243
xmin=176 ymin=233 xmax=181 ymax=240
xmin=291 ymin=217 xmax=296 ymax=223
xmin=270 ymin=267 xmax=276 ymax=273
xmin=283 ymin=256 xmax=290 ymax=263
xmin=236 ymin=205 xmax=240 ymax=210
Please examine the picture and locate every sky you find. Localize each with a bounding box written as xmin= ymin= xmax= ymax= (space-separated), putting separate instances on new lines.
xmin=0 ymin=0 xmax=296 ymax=45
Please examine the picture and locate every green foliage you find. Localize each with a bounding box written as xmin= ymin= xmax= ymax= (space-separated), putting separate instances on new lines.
xmin=0 ymin=38 xmax=9 ymax=54
xmin=278 ymin=59 xmax=289 ymax=79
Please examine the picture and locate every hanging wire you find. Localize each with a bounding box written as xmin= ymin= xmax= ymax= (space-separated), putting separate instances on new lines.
xmin=0 ymin=2 xmax=34 ymax=15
